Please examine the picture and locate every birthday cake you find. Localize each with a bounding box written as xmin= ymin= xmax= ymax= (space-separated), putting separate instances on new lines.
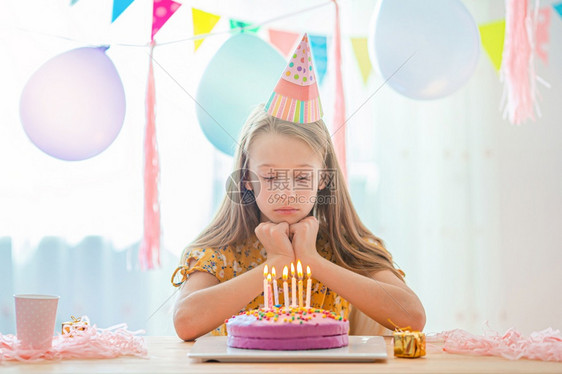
xmin=226 ymin=307 xmax=349 ymax=350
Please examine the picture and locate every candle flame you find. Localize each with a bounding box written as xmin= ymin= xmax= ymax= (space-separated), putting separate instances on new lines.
xmin=283 ymin=266 xmax=288 ymax=281
xmin=271 ymin=266 xmax=276 ymax=278
xmin=267 ymin=273 xmax=272 ymax=282
xmin=307 ymin=265 xmax=311 ymax=278
xmin=264 ymin=264 xmax=268 ymax=278
xmin=290 ymin=263 xmax=295 ymax=276
xmin=297 ymin=260 xmax=303 ymax=279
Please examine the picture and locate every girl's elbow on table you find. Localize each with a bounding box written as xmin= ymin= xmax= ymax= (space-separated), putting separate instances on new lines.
xmin=173 ymin=313 xmax=204 ymax=341
xmin=173 ymin=304 xmax=206 ymax=341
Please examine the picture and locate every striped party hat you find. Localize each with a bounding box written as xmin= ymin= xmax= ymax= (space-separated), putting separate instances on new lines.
xmin=265 ymin=33 xmax=323 ymax=124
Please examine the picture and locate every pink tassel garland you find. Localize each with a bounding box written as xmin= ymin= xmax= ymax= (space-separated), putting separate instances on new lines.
xmin=500 ymin=0 xmax=548 ymax=125
xmin=332 ymin=0 xmax=347 ymax=181
xmin=139 ymin=41 xmax=161 ymax=270
xmin=535 ymin=6 xmax=551 ymax=65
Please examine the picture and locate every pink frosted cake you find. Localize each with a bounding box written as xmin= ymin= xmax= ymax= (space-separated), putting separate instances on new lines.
xmin=226 ymin=307 xmax=349 ymax=350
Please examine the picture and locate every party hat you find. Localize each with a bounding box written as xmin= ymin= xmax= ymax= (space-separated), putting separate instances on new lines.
xmin=265 ymin=33 xmax=323 ymax=124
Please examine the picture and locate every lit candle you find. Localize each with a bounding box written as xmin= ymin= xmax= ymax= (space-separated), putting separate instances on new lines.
xmin=263 ymin=264 xmax=269 ymax=310
xmin=297 ymin=260 xmax=304 ymax=309
xmin=282 ymin=266 xmax=290 ymax=311
xmin=306 ymin=265 xmax=312 ymax=308
xmin=271 ymin=266 xmax=279 ymax=306
xmin=290 ymin=263 xmax=297 ymax=307
xmin=267 ymin=273 xmax=274 ymax=310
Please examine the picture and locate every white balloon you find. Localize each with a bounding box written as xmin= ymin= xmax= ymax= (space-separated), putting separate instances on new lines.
xmin=368 ymin=0 xmax=480 ymax=100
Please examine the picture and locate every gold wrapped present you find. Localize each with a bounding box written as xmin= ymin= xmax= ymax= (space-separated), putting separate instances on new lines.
xmin=62 ymin=316 xmax=89 ymax=336
xmin=393 ymin=330 xmax=426 ymax=358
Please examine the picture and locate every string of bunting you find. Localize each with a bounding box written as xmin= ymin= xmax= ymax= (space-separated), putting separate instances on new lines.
xmin=61 ymin=1 xmax=562 ymax=86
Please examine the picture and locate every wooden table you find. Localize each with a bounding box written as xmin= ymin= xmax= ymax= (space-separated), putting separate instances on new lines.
xmin=1 ymin=336 xmax=560 ymax=373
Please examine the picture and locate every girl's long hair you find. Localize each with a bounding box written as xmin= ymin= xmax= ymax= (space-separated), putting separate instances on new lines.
xmin=181 ymin=105 xmax=404 ymax=280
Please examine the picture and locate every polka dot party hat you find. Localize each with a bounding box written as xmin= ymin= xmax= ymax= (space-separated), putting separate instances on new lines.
xmin=265 ymin=33 xmax=323 ymax=124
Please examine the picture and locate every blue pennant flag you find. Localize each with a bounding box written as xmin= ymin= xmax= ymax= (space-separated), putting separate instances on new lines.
xmin=112 ymin=0 xmax=135 ymax=22
xmin=554 ymin=1 xmax=562 ymax=18
xmin=309 ymin=34 xmax=328 ymax=85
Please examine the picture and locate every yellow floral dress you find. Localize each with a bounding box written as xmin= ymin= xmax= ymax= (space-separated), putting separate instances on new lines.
xmin=172 ymin=232 xmax=349 ymax=336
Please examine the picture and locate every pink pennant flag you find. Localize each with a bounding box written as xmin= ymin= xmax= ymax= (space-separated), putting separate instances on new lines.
xmin=535 ymin=7 xmax=552 ymax=65
xmin=268 ymin=29 xmax=301 ymax=57
xmin=151 ymin=0 xmax=182 ymax=41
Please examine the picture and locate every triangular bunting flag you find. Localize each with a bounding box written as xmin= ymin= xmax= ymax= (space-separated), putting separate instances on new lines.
xmin=192 ymin=8 xmax=221 ymax=51
xmin=112 ymin=0 xmax=135 ymax=23
xmin=553 ymin=2 xmax=562 ymax=18
xmin=309 ymin=34 xmax=328 ymax=85
xmin=350 ymin=37 xmax=373 ymax=84
xmin=536 ymin=7 xmax=552 ymax=65
xmin=229 ymin=19 xmax=260 ymax=33
xmin=479 ymin=20 xmax=505 ymax=72
xmin=268 ymin=29 xmax=301 ymax=57
xmin=152 ymin=0 xmax=182 ymax=41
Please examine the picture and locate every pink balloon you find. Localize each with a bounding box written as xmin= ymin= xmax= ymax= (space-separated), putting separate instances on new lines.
xmin=19 ymin=47 xmax=126 ymax=161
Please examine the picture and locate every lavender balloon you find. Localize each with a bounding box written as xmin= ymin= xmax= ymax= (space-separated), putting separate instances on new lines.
xmin=20 ymin=46 xmax=126 ymax=161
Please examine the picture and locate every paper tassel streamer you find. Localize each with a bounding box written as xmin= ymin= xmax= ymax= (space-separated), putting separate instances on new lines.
xmin=500 ymin=0 xmax=546 ymax=125
xmin=479 ymin=20 xmax=506 ymax=73
xmin=0 ymin=316 xmax=146 ymax=361
xmin=332 ymin=0 xmax=347 ymax=180
xmin=139 ymin=42 xmax=160 ymax=270
xmin=428 ymin=326 xmax=562 ymax=362
xmin=309 ymin=35 xmax=328 ymax=85
xmin=112 ymin=0 xmax=135 ymax=22
xmin=151 ymin=0 xmax=181 ymax=41
xmin=535 ymin=7 xmax=552 ymax=65
xmin=268 ymin=29 xmax=301 ymax=57
xmin=192 ymin=8 xmax=221 ymax=51
xmin=350 ymin=37 xmax=373 ymax=84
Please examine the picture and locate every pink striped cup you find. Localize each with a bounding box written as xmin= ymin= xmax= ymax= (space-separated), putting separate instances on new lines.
xmin=14 ymin=294 xmax=59 ymax=350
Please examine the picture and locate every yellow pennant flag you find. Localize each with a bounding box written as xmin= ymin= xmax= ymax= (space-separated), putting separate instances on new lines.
xmin=192 ymin=8 xmax=221 ymax=51
xmin=479 ymin=20 xmax=505 ymax=72
xmin=350 ymin=38 xmax=373 ymax=84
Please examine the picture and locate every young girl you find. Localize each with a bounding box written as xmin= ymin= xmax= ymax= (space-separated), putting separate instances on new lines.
xmin=171 ymin=35 xmax=425 ymax=341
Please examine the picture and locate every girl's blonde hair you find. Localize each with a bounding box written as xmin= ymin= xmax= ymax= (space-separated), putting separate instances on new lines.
xmin=181 ymin=105 xmax=403 ymax=280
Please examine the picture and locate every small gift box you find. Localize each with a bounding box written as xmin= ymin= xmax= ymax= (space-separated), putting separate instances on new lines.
xmin=62 ymin=316 xmax=89 ymax=336
xmin=393 ymin=330 xmax=426 ymax=358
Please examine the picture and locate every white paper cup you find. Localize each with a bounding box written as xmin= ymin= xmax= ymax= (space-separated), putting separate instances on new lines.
xmin=14 ymin=294 xmax=59 ymax=350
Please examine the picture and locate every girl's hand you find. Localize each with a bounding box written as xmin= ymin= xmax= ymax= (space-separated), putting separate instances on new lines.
xmin=289 ymin=216 xmax=320 ymax=265
xmin=255 ymin=222 xmax=295 ymax=266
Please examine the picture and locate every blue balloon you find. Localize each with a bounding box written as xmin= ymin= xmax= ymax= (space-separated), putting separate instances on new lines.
xmin=369 ymin=0 xmax=480 ymax=100
xmin=196 ymin=34 xmax=286 ymax=156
